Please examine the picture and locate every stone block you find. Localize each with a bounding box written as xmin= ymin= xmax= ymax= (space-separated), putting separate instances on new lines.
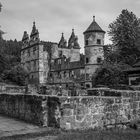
xmin=62 ymin=109 xmax=73 ymax=116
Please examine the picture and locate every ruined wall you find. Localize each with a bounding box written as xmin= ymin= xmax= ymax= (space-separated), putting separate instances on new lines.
xmin=0 ymin=94 xmax=45 ymax=125
xmin=0 ymin=89 xmax=140 ymax=130
xmin=0 ymin=94 xmax=60 ymax=127
xmin=60 ymin=90 xmax=140 ymax=129
xmin=39 ymin=44 xmax=49 ymax=84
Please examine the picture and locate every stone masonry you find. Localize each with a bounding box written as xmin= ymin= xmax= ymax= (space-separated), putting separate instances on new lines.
xmin=0 ymin=89 xmax=140 ymax=130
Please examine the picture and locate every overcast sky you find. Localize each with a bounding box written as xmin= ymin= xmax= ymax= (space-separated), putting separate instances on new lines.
xmin=1 ymin=0 xmax=140 ymax=52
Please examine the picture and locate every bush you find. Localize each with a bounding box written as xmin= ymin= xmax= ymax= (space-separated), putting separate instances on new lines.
xmin=2 ymin=65 xmax=29 ymax=86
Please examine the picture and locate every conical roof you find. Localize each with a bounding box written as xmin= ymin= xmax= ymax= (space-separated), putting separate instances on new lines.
xmin=84 ymin=16 xmax=105 ymax=34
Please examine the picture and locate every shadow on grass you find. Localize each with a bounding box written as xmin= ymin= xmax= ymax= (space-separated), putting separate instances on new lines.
xmin=56 ymin=128 xmax=140 ymax=140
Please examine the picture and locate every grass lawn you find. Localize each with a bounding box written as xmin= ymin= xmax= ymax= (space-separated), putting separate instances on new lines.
xmin=56 ymin=128 xmax=140 ymax=140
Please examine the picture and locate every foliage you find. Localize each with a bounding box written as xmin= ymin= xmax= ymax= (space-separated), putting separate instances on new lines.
xmin=2 ymin=65 xmax=29 ymax=86
xmin=108 ymin=9 xmax=140 ymax=65
xmin=93 ymin=9 xmax=140 ymax=87
xmin=92 ymin=63 xmax=128 ymax=87
xmin=0 ymin=39 xmax=22 ymax=71
xmin=0 ymin=39 xmax=24 ymax=85
xmin=56 ymin=129 xmax=140 ymax=140
xmin=108 ymin=9 xmax=140 ymax=50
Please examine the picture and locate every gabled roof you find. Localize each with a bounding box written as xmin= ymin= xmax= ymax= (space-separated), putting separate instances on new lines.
xmin=83 ymin=16 xmax=105 ymax=34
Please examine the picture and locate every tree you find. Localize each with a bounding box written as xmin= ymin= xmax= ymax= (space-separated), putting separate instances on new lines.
xmin=2 ymin=65 xmax=29 ymax=86
xmin=92 ymin=63 xmax=128 ymax=87
xmin=0 ymin=2 xmax=4 ymax=40
xmin=108 ymin=9 xmax=140 ymax=49
xmin=108 ymin=9 xmax=140 ymax=65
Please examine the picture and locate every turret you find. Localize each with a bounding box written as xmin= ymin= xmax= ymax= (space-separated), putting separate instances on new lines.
xmin=68 ymin=29 xmax=80 ymax=49
xmin=30 ymin=21 xmax=40 ymax=42
xmin=58 ymin=33 xmax=67 ymax=48
xmin=84 ymin=16 xmax=105 ymax=88
xmin=22 ymin=31 xmax=29 ymax=49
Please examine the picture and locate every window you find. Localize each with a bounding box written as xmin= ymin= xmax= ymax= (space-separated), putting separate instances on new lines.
xmin=66 ymin=84 xmax=68 ymax=88
xmin=71 ymin=71 xmax=74 ymax=77
xmin=31 ymin=75 xmax=34 ymax=79
xmin=86 ymin=84 xmax=90 ymax=88
xmin=49 ymin=73 xmax=52 ymax=78
xmin=97 ymin=39 xmax=101 ymax=45
xmin=33 ymin=61 xmax=36 ymax=69
xmin=43 ymin=72 xmax=47 ymax=76
xmin=28 ymin=49 xmax=30 ymax=56
xmin=58 ymin=59 xmax=61 ymax=64
xmin=33 ymin=47 xmax=36 ymax=55
xmin=85 ymin=40 xmax=88 ymax=45
xmin=58 ymin=72 xmax=61 ymax=78
xmin=97 ymin=57 xmax=102 ymax=63
xmin=22 ymin=50 xmax=25 ymax=55
xmin=59 ymin=50 xmax=63 ymax=57
xmin=64 ymin=71 xmax=66 ymax=77
xmin=86 ymin=57 xmax=89 ymax=64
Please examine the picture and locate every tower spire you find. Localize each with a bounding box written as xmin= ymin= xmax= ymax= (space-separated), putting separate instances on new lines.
xmin=93 ymin=16 xmax=95 ymax=22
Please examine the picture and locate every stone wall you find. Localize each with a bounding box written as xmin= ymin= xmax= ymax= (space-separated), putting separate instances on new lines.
xmin=0 ymin=89 xmax=140 ymax=130
xmin=0 ymin=94 xmax=60 ymax=127
xmin=59 ymin=89 xmax=140 ymax=129
xmin=0 ymin=94 xmax=45 ymax=125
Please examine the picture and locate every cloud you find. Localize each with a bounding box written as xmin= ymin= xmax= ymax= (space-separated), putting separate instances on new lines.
xmin=1 ymin=0 xmax=140 ymax=53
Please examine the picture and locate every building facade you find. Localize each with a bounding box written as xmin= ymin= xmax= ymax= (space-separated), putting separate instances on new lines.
xmin=21 ymin=16 xmax=105 ymax=88
xmin=21 ymin=22 xmax=52 ymax=84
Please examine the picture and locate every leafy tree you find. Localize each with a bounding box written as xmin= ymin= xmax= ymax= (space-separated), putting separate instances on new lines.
xmin=2 ymin=65 xmax=29 ymax=86
xmin=92 ymin=63 xmax=128 ymax=87
xmin=108 ymin=9 xmax=140 ymax=65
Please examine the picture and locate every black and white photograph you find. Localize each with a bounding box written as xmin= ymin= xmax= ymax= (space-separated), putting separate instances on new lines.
xmin=0 ymin=0 xmax=140 ymax=139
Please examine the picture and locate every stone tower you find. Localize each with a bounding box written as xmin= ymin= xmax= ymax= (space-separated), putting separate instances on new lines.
xmin=83 ymin=16 xmax=105 ymax=88
xmin=21 ymin=22 xmax=50 ymax=85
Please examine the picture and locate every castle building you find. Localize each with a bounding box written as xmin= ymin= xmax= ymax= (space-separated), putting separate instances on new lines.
xmin=21 ymin=16 xmax=105 ymax=88
xmin=84 ymin=16 xmax=105 ymax=88
xmin=21 ymin=22 xmax=52 ymax=84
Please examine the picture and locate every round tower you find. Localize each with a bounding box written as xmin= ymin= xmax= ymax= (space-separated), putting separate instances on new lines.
xmin=84 ymin=16 xmax=105 ymax=88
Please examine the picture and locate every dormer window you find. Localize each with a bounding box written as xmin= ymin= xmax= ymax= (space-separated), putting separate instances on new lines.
xmin=97 ymin=39 xmax=101 ymax=45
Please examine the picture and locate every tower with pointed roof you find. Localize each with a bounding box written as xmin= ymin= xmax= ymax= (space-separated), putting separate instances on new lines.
xmin=21 ymin=22 xmax=53 ymax=86
xmin=68 ymin=29 xmax=80 ymax=62
xmin=58 ymin=33 xmax=67 ymax=48
xmin=22 ymin=31 xmax=29 ymax=49
xmin=84 ymin=16 xmax=105 ymax=88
